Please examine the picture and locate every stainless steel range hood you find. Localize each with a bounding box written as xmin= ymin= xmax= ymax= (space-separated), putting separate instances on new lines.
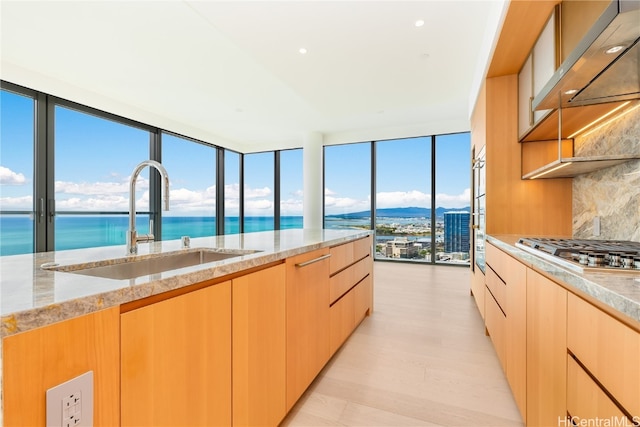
xmin=533 ymin=0 xmax=640 ymax=111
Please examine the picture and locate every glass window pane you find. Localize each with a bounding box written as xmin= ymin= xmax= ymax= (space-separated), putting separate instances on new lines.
xmin=162 ymin=133 xmax=216 ymax=240
xmin=324 ymin=143 xmax=371 ymax=229
xmin=243 ymin=152 xmax=274 ymax=232
xmin=224 ymin=150 xmax=240 ymax=234
xmin=436 ymin=133 xmax=471 ymax=264
xmin=375 ymin=137 xmax=431 ymax=262
xmin=54 ymin=105 xmax=149 ymax=251
xmin=280 ymin=149 xmax=303 ymax=230
xmin=0 ymin=89 xmax=35 ymax=255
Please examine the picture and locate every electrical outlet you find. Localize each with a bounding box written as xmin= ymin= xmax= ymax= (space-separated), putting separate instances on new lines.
xmin=593 ymin=216 xmax=601 ymax=236
xmin=46 ymin=371 xmax=93 ymax=427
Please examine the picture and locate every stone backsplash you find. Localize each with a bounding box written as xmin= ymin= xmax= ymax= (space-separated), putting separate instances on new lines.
xmin=573 ymin=102 xmax=640 ymax=241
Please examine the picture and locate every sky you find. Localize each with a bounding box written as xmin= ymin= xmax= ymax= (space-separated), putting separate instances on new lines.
xmin=1 ymin=89 xmax=469 ymax=218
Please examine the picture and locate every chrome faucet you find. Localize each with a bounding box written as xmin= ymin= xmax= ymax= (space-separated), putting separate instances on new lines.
xmin=127 ymin=160 xmax=170 ymax=255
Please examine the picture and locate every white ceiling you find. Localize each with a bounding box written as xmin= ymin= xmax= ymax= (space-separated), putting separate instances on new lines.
xmin=0 ymin=1 xmax=506 ymax=153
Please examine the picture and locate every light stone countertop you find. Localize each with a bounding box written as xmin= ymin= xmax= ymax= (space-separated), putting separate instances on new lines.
xmin=0 ymin=228 xmax=372 ymax=424
xmin=0 ymin=228 xmax=372 ymax=337
xmin=487 ymin=235 xmax=640 ymax=326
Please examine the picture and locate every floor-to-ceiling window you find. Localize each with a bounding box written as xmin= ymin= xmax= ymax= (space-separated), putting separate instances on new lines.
xmin=0 ymin=89 xmax=35 ymax=255
xmin=323 ymin=133 xmax=471 ymax=265
xmin=224 ymin=150 xmax=241 ymax=234
xmin=161 ymin=132 xmax=216 ymax=240
xmin=323 ymin=143 xmax=372 ymax=230
xmin=375 ymin=137 xmax=431 ymax=261
xmin=53 ymin=104 xmax=151 ymax=251
xmin=436 ymin=133 xmax=471 ymax=264
xmin=279 ymin=149 xmax=303 ymax=229
xmin=243 ymin=151 xmax=274 ymax=232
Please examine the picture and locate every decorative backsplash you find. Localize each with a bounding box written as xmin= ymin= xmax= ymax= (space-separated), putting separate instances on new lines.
xmin=573 ymin=103 xmax=640 ymax=241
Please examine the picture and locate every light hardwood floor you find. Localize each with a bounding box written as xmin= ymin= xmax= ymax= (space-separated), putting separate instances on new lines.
xmin=281 ymin=262 xmax=524 ymax=427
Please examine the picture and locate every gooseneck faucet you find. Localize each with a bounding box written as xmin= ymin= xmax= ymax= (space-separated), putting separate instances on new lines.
xmin=127 ymin=160 xmax=170 ymax=255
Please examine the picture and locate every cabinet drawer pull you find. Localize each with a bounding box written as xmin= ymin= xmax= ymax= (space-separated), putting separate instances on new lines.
xmin=295 ymin=254 xmax=331 ymax=268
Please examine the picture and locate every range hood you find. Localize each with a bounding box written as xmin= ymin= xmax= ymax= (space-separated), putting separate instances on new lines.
xmin=533 ymin=0 xmax=640 ymax=111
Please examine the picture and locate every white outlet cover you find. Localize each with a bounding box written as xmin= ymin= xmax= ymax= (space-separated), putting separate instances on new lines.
xmin=46 ymin=371 xmax=93 ymax=427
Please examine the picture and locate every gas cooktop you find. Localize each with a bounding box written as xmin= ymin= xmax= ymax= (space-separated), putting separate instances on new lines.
xmin=515 ymin=237 xmax=640 ymax=274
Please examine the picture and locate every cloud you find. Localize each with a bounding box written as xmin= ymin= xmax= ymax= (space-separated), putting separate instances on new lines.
xmin=56 ymin=195 xmax=129 ymax=211
xmin=55 ymin=177 xmax=139 ymax=195
xmin=0 ymin=166 xmax=27 ymax=185
xmin=281 ymin=198 xmax=303 ymax=215
xmin=245 ymin=186 xmax=271 ymax=199
xmin=376 ymin=190 xmax=430 ymax=209
xmin=435 ymin=188 xmax=471 ymax=209
xmin=0 ymin=195 xmax=32 ymax=209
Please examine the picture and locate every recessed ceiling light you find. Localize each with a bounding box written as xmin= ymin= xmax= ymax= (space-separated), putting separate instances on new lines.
xmin=605 ymin=45 xmax=624 ymax=54
xmin=415 ymin=20 xmax=425 ymax=27
xmin=564 ymin=89 xmax=578 ymax=95
xmin=299 ymin=48 xmax=307 ymax=54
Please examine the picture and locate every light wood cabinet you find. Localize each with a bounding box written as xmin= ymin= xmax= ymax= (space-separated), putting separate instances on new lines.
xmin=518 ymin=8 xmax=556 ymax=140
xmin=285 ymin=248 xmax=331 ymax=411
xmin=566 ymin=355 xmax=627 ymax=423
xmin=526 ymin=269 xmax=567 ymax=427
xmin=120 ymin=281 xmax=232 ymax=427
xmin=567 ymin=292 xmax=640 ymax=418
xmin=485 ymin=242 xmax=527 ymax=419
xmin=2 ymin=307 xmax=120 ymax=427
xmin=329 ymin=237 xmax=373 ymax=354
xmin=232 ymin=263 xmax=287 ymax=426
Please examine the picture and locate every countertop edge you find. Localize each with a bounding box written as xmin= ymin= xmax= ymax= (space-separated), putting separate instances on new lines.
xmin=486 ymin=235 xmax=640 ymax=327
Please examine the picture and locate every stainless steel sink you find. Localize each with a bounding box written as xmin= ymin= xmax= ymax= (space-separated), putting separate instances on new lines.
xmin=41 ymin=248 xmax=261 ymax=280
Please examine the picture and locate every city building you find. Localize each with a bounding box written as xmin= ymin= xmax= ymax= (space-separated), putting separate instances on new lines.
xmin=385 ymin=237 xmax=419 ymax=259
xmin=444 ymin=211 xmax=470 ymax=253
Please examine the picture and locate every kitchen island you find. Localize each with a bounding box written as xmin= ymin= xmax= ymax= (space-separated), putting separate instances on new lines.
xmin=1 ymin=228 xmax=373 ymax=426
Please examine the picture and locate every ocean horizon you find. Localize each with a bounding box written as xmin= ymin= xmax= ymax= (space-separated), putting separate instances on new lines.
xmin=0 ymin=213 xmax=448 ymax=256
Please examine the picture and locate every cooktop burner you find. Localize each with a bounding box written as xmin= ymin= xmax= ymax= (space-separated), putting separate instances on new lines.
xmin=515 ymin=237 xmax=640 ymax=274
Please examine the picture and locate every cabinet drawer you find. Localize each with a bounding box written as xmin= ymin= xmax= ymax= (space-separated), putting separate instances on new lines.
xmin=567 ymin=355 xmax=626 ymax=422
xmin=485 ymin=265 xmax=506 ymax=310
xmin=329 ymin=256 xmax=370 ymax=304
xmin=353 ymin=274 xmax=372 ymax=325
xmin=567 ymin=293 xmax=640 ymax=417
xmin=485 ymin=242 xmax=510 ymax=276
xmin=329 ymin=236 xmax=371 ymax=275
xmin=329 ymin=290 xmax=355 ymax=354
xmin=485 ymin=288 xmax=507 ymax=371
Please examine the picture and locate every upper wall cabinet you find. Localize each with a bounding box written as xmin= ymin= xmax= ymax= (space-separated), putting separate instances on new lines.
xmin=518 ymin=0 xmax=640 ymax=179
xmin=518 ymin=8 xmax=557 ymax=140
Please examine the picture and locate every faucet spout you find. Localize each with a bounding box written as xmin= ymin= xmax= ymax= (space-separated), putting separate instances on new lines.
xmin=127 ymin=160 xmax=170 ymax=255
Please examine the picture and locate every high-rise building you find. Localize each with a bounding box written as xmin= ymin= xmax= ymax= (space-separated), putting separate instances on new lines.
xmin=444 ymin=211 xmax=470 ymax=253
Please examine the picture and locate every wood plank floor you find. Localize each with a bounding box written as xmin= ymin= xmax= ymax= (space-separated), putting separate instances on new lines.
xmin=281 ymin=262 xmax=524 ymax=426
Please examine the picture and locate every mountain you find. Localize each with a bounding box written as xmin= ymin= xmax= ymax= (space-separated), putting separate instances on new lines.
xmin=326 ymin=206 xmax=470 ymax=219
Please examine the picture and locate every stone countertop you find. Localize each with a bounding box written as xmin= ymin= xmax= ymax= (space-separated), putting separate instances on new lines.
xmin=487 ymin=235 xmax=640 ymax=325
xmin=0 ymin=228 xmax=371 ymax=337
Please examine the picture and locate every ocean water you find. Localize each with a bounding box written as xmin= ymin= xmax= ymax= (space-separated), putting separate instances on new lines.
xmin=0 ymin=215 xmax=311 ymax=256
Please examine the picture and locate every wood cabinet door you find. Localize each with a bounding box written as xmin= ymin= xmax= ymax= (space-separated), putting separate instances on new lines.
xmin=504 ymin=253 xmax=527 ymax=420
xmin=567 ymin=355 xmax=627 ymax=423
xmin=526 ymin=269 xmax=567 ymax=427
xmin=285 ymin=248 xmax=330 ymax=411
xmin=3 ymin=307 xmax=120 ymax=427
xmin=233 ymin=264 xmax=286 ymax=426
xmin=121 ymin=282 xmax=232 ymax=427
xmin=567 ymin=292 xmax=640 ymax=417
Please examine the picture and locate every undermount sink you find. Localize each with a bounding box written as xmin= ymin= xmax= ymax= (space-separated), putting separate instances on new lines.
xmin=41 ymin=248 xmax=261 ymax=280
